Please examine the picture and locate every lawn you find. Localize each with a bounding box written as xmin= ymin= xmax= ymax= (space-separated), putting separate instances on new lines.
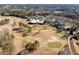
xmin=47 ymin=42 xmax=62 ymax=48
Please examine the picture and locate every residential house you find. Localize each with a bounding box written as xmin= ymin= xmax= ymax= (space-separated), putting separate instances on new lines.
xmin=27 ymin=16 xmax=46 ymax=24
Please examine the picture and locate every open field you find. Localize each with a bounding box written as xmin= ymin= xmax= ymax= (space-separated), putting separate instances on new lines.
xmin=0 ymin=16 xmax=69 ymax=55
xmin=0 ymin=12 xmax=78 ymax=55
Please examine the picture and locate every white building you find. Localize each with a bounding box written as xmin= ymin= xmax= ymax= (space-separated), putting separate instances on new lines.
xmin=28 ymin=17 xmax=46 ymax=24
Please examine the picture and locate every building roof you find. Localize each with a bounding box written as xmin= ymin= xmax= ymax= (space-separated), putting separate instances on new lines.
xmin=28 ymin=17 xmax=46 ymax=24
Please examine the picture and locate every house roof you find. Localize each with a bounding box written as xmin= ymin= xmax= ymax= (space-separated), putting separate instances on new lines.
xmin=28 ymin=17 xmax=45 ymax=24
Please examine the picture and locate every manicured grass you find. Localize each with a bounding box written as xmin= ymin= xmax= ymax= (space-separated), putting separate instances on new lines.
xmin=47 ymin=42 xmax=62 ymax=48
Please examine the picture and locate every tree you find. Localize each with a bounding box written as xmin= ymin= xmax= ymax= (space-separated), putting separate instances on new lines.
xmin=66 ymin=27 xmax=79 ymax=55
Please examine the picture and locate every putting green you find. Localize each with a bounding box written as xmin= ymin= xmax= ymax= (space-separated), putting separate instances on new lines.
xmin=47 ymin=42 xmax=62 ymax=48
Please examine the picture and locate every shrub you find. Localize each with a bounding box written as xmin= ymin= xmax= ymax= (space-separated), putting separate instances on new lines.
xmin=0 ymin=19 xmax=10 ymax=25
xmin=25 ymin=40 xmax=39 ymax=52
xmin=19 ymin=22 xmax=32 ymax=33
xmin=0 ymin=30 xmax=14 ymax=54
